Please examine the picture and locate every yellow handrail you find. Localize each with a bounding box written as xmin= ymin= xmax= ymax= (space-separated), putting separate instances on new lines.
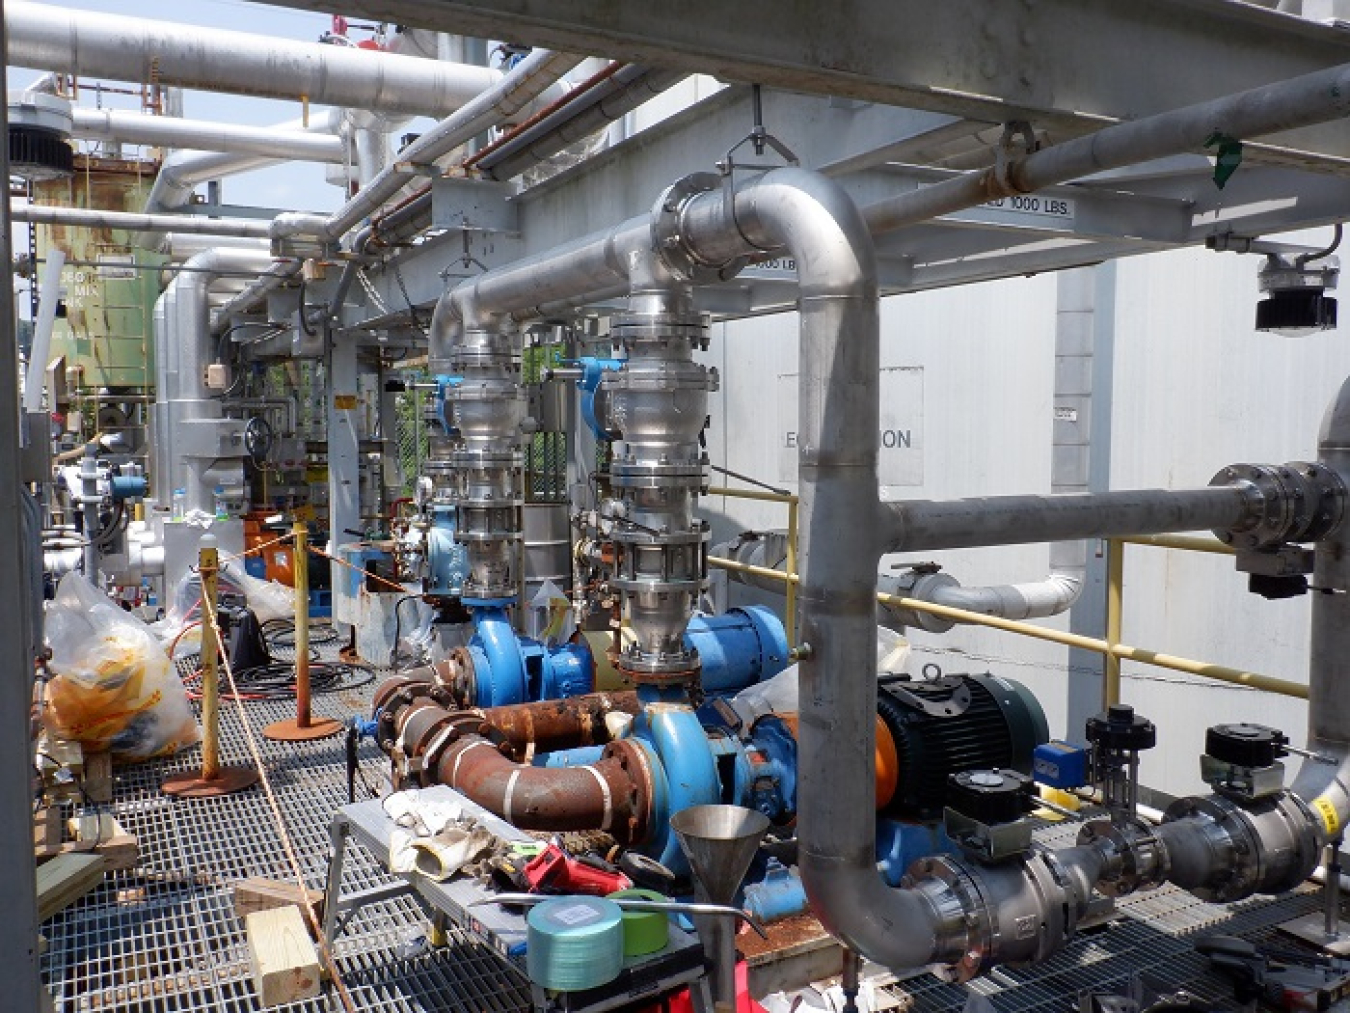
xmin=707 ymin=485 xmax=800 ymax=644
xmin=707 ymin=555 xmax=1307 ymax=700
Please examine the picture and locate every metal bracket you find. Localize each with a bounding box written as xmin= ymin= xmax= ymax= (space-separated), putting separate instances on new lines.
xmin=991 ymin=120 xmax=1038 ymax=196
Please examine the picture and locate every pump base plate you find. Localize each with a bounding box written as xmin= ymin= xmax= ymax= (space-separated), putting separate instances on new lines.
xmin=264 ymin=717 xmax=344 ymax=742
xmin=161 ymin=765 xmax=259 ymax=797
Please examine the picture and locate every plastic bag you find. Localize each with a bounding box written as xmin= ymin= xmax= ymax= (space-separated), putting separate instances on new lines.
xmin=44 ymin=572 xmax=201 ymax=759
xmin=154 ymin=561 xmax=294 ymax=652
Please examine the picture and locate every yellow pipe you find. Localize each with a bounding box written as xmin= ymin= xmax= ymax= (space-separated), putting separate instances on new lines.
xmin=707 ymin=486 xmax=799 ymax=505
xmin=708 ymin=556 xmax=1308 ymax=700
xmin=1118 ymin=533 xmax=1236 ymax=555
xmin=1105 ymin=539 xmax=1124 ymax=706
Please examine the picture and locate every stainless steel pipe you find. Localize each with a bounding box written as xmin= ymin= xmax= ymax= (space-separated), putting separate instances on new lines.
xmin=882 ymin=486 xmax=1261 ymax=553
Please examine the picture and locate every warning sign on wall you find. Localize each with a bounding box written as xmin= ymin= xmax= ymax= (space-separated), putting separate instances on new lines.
xmin=777 ymin=366 xmax=924 ymax=487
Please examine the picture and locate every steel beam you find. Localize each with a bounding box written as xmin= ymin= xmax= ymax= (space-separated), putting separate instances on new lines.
xmin=253 ymin=0 xmax=1350 ymax=162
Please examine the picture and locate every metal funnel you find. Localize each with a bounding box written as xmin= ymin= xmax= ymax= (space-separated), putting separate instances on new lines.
xmin=670 ymin=804 xmax=769 ymax=905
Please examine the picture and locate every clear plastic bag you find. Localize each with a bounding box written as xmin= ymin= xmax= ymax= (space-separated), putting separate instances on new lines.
xmin=44 ymin=573 xmax=201 ymax=759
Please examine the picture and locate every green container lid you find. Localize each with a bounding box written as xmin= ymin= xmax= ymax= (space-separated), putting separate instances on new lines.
xmin=607 ymin=888 xmax=669 ymax=957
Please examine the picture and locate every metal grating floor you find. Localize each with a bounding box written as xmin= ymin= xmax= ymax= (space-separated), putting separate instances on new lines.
xmin=39 ymin=645 xmax=1334 ymax=1012
xmin=41 ymin=640 xmax=534 ymax=1013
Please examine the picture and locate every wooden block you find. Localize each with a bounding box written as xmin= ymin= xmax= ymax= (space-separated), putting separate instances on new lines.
xmin=84 ymin=751 xmax=113 ymax=803
xmin=233 ymin=877 xmax=323 ymax=927
xmin=245 ymin=905 xmax=322 ymax=1007
xmin=36 ymin=816 xmax=138 ymax=872
xmin=36 ymin=853 xmax=106 ymax=922
xmin=68 ymin=812 xmax=118 ymax=843
xmin=33 ymin=808 xmax=59 ymax=851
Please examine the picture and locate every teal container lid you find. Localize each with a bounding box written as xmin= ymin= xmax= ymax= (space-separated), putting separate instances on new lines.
xmin=526 ymin=896 xmax=625 ymax=991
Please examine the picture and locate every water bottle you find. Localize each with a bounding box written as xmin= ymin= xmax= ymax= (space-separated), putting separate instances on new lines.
xmin=214 ymin=486 xmax=229 ymax=520
xmin=171 ymin=488 xmax=187 ymax=521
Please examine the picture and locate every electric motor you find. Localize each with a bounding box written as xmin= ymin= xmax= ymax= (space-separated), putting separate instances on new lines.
xmin=876 ymin=672 xmax=1048 ymax=820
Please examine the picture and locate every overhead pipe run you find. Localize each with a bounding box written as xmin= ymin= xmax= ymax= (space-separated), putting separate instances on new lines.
xmin=66 ymin=106 xmax=346 ymax=161
xmin=5 ymin=2 xmax=500 ymax=116
xmin=12 ymin=204 xmax=272 ymax=239
xmin=270 ymin=48 xmax=583 ymax=247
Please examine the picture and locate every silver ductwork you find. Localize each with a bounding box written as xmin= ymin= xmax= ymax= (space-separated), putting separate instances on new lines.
xmin=6 ymin=2 xmax=499 ymax=115
xmin=143 ymin=109 xmax=344 ymax=217
xmin=150 ymin=247 xmax=272 ymax=511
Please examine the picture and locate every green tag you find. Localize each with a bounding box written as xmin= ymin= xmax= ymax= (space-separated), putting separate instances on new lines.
xmin=1204 ymin=132 xmax=1244 ymax=190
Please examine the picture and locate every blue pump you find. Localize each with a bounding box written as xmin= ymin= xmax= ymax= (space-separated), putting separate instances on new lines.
xmin=425 ymin=505 xmax=470 ymax=597
xmin=464 ymin=607 xmax=595 ymax=707
xmin=684 ymin=606 xmax=790 ymax=695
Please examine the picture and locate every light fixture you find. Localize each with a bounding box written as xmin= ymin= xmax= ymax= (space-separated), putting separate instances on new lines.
xmin=1254 ymin=225 xmax=1340 ymax=338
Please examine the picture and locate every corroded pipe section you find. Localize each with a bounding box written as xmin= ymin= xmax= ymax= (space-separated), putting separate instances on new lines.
xmin=436 ymin=735 xmax=650 ymax=841
xmin=480 ymin=691 xmax=640 ymax=757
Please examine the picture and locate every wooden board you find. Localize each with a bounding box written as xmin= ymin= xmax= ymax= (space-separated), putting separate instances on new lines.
xmin=233 ymin=877 xmax=323 ymax=927
xmin=35 ymin=815 xmax=139 ymax=872
xmin=33 ymin=808 xmax=59 ymax=851
xmin=36 ymin=853 xmax=106 ymax=922
xmin=83 ymin=751 xmax=113 ymax=803
xmin=245 ymin=905 xmax=322 ymax=1007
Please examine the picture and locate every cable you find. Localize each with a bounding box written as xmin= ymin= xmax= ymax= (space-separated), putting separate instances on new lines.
xmin=181 ymin=660 xmax=375 ymax=702
xmin=297 ymin=276 xmax=318 ymax=337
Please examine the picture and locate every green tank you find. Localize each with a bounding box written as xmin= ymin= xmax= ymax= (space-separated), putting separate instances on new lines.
xmin=32 ymin=155 xmax=166 ymax=392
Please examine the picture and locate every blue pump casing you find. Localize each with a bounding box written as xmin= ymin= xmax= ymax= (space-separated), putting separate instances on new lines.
xmin=110 ymin=474 xmax=148 ymax=501
xmin=425 ymin=504 xmax=470 ymax=597
xmin=685 ymin=606 xmax=790 ymax=695
xmin=465 ymin=607 xmax=594 ymax=707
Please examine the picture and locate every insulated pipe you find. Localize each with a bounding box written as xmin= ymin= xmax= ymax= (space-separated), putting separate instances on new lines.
xmin=209 ymin=260 xmax=301 ymax=334
xmin=151 ymin=246 xmax=272 ymax=510
xmin=880 ymin=570 xmax=1084 ymax=632
xmin=67 ymin=107 xmax=345 ymax=161
xmin=882 ymin=487 xmax=1262 ymax=553
xmin=479 ymin=691 xmax=639 ymax=756
xmin=272 ymin=49 xmax=583 ymax=245
xmin=477 ymin=67 xmax=686 ymax=181
xmin=6 ymin=2 xmax=500 ymax=115
xmin=12 ymin=204 xmax=271 ymax=238
xmin=143 ymin=109 xmax=344 ymax=216
xmin=434 ymin=733 xmax=644 ymax=839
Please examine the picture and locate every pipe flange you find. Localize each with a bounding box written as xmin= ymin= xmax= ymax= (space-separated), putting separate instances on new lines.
xmin=602 ymin=738 xmax=655 ymax=844
xmin=1078 ymin=818 xmax=1168 ymax=896
xmin=902 ymin=854 xmax=991 ymax=981
xmin=610 ymin=313 xmax=709 ymax=350
xmin=1212 ymin=461 xmax=1347 ymax=548
xmin=651 ymin=172 xmax=751 ymax=284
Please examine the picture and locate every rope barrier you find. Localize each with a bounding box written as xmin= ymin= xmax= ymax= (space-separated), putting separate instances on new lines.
xmin=199 ymin=589 xmax=360 ymax=1013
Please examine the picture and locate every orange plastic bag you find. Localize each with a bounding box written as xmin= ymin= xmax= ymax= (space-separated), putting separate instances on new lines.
xmin=44 ymin=573 xmax=201 ymax=759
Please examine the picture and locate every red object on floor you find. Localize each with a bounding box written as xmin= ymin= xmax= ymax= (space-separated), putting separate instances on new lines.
xmin=642 ymin=960 xmax=765 ymax=1013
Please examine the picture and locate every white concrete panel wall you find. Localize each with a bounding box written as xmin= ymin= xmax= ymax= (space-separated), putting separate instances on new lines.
xmin=1107 ymin=236 xmax=1350 ymax=793
xmin=708 ymin=231 xmax=1350 ymax=798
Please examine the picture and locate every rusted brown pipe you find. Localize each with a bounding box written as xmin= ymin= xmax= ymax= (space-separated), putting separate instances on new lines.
xmin=434 ymin=734 xmax=651 ymax=842
xmin=479 ymin=691 xmax=640 ymax=757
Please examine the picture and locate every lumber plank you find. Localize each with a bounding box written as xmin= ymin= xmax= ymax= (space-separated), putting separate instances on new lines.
xmin=245 ymin=905 xmax=322 ymax=1007
xmin=36 ymin=853 xmax=106 ymax=921
xmin=233 ymin=877 xmax=323 ymax=926
xmin=36 ymin=815 xmax=138 ymax=872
